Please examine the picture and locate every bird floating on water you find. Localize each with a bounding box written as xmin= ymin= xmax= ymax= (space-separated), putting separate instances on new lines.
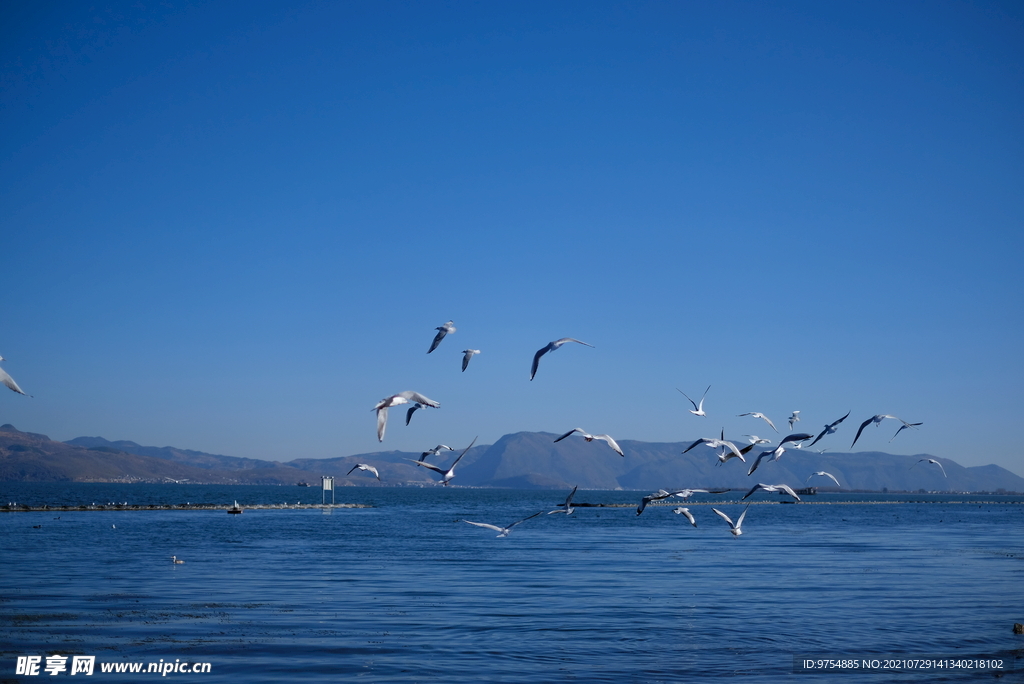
xmin=678 ymin=385 xmax=710 ymax=417
xmin=373 ymin=391 xmax=439 ymax=441
xmin=554 ymin=428 xmax=624 ymax=457
xmin=461 ymin=349 xmax=480 ymax=372
xmin=428 ymin=320 xmax=456 ymax=353
xmin=530 ymin=338 xmax=593 ymax=380
xmin=738 ymin=412 xmax=777 ymax=433
xmin=712 ymin=505 xmax=750 ymax=536
xmin=461 ymin=511 xmax=543 ymax=537
xmin=347 ymin=463 xmax=381 ymax=481
xmin=408 ymin=437 xmax=476 ymax=486
xmin=171 ymin=556 xmax=184 ymax=564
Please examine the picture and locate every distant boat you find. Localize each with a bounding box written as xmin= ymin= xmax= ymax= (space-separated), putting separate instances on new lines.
xmin=296 ymin=482 xmax=310 ymax=487
xmin=795 ymin=487 xmax=817 ymax=496
xmin=228 ymin=501 xmax=243 ymax=514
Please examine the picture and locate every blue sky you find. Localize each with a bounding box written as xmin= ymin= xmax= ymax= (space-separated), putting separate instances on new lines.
xmin=2 ymin=1 xmax=1021 ymax=475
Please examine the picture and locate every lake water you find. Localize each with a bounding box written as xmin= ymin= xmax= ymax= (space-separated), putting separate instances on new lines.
xmin=2 ymin=483 xmax=1022 ymax=682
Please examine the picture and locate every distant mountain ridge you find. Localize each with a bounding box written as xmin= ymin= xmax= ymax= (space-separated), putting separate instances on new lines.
xmin=0 ymin=424 xmax=1020 ymax=492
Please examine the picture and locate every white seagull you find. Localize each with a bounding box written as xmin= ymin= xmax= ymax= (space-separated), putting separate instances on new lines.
xmin=530 ymin=338 xmax=594 ymax=380
xmin=807 ymin=411 xmax=851 ymax=447
xmin=779 ymin=432 xmax=814 ymax=447
xmin=738 ymin=412 xmax=777 ymax=433
xmin=346 ymin=463 xmax=381 ymax=481
xmin=408 ymin=437 xmax=476 ymax=485
xmin=788 ymin=411 xmax=801 ymax=430
xmin=890 ymin=421 xmax=923 ymax=443
xmin=747 ymin=445 xmax=785 ymax=476
xmin=850 ymin=414 xmax=905 ymax=449
xmin=682 ymin=436 xmax=745 ymax=463
xmin=913 ymin=458 xmax=946 ymax=478
xmin=419 ymin=444 xmax=454 ymax=462
xmin=548 ymin=485 xmax=578 ymax=515
xmin=0 ymin=356 xmax=29 ymax=396
xmin=673 ymin=507 xmax=698 ymax=527
xmin=678 ymin=385 xmax=710 ymax=417
xmin=428 ymin=320 xmax=456 ymax=354
xmin=461 ymin=511 xmax=543 ymax=537
xmin=373 ymin=391 xmax=440 ymax=442
xmin=742 ymin=482 xmax=801 ymax=501
xmin=745 ymin=435 xmax=773 ymax=445
xmin=712 ymin=505 xmax=750 ymax=536
xmin=554 ymin=428 xmax=624 ymax=457
xmin=805 ymin=471 xmax=842 ymax=488
xmin=637 ymin=488 xmax=728 ymax=515
xmin=461 ymin=349 xmax=481 ymax=372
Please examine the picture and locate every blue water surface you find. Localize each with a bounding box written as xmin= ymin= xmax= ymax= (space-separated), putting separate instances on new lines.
xmin=1 ymin=483 xmax=1022 ymax=683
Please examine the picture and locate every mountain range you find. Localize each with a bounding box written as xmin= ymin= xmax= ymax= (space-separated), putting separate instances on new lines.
xmin=0 ymin=424 xmax=1020 ymax=492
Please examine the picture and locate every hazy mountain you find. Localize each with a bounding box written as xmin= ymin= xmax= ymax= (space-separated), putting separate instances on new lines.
xmin=2 ymin=425 xmax=1020 ymax=491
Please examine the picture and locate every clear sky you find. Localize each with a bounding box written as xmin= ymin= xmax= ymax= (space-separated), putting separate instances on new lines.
xmin=2 ymin=1 xmax=1022 ymax=475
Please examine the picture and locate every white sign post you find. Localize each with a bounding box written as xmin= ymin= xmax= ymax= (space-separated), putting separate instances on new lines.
xmin=322 ymin=476 xmax=334 ymax=505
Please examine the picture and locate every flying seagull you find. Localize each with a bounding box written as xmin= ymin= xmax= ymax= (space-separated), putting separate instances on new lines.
xmin=554 ymin=428 xmax=624 ymax=457
xmin=673 ymin=507 xmax=698 ymax=527
xmin=745 ymin=435 xmax=772 ymax=445
xmin=407 ymin=437 xmax=476 ymax=485
xmin=678 ymin=385 xmax=710 ymax=417
xmin=428 ymin=320 xmax=456 ymax=353
xmin=913 ymin=458 xmax=946 ymax=478
xmin=805 ymin=471 xmax=842 ymax=488
xmin=850 ymin=414 xmax=906 ymax=449
xmin=374 ymin=391 xmax=440 ymax=441
xmin=461 ymin=349 xmax=481 ymax=372
xmin=738 ymin=412 xmax=777 ymax=433
xmin=779 ymin=432 xmax=814 ymax=447
xmin=636 ymin=488 xmax=728 ymax=515
xmin=419 ymin=444 xmax=454 ymax=462
xmin=808 ymin=411 xmax=851 ymax=447
xmin=346 ymin=464 xmax=381 ymax=481
xmin=0 ymin=356 xmax=29 ymax=396
xmin=461 ymin=511 xmax=544 ymax=537
xmin=788 ymin=411 xmax=801 ymax=430
xmin=890 ymin=421 xmax=923 ymax=443
xmin=682 ymin=436 xmax=746 ymax=463
xmin=712 ymin=505 xmax=750 ymax=536
xmin=405 ymin=403 xmax=426 ymax=426
xmin=530 ymin=338 xmax=594 ymax=380
xmin=742 ymin=482 xmax=802 ymax=501
xmin=548 ymin=485 xmax=578 ymax=515
xmin=747 ymin=445 xmax=785 ymax=476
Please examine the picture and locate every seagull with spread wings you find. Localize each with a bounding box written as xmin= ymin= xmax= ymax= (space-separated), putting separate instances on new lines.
xmin=738 ymin=412 xmax=777 ymax=433
xmin=461 ymin=511 xmax=544 ymax=537
xmin=419 ymin=444 xmax=454 ymax=462
xmin=678 ymin=385 xmax=710 ymax=417
xmin=742 ymin=482 xmax=802 ymax=501
xmin=427 ymin=320 xmax=456 ymax=353
xmin=806 ymin=471 xmax=842 ymax=488
xmin=374 ymin=391 xmax=440 ymax=441
xmin=548 ymin=486 xmax=578 ymax=515
xmin=0 ymin=356 xmax=29 ymax=396
xmin=712 ymin=505 xmax=751 ymax=536
xmin=807 ymin=411 xmax=851 ymax=447
xmin=346 ymin=464 xmax=381 ymax=481
xmin=461 ymin=349 xmax=480 ymax=372
xmin=530 ymin=338 xmax=594 ymax=380
xmin=408 ymin=437 xmax=476 ymax=485
xmin=850 ymin=414 xmax=915 ymax=449
xmin=554 ymin=428 xmax=624 ymax=457
xmin=913 ymin=458 xmax=946 ymax=478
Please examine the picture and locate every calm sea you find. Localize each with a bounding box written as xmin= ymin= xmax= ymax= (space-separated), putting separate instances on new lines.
xmin=1 ymin=483 xmax=1022 ymax=683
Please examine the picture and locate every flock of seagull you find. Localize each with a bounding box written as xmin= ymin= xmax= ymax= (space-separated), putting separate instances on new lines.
xmin=358 ymin=320 xmax=938 ymax=538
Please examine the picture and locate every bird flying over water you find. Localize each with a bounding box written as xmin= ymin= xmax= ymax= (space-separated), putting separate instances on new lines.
xmin=788 ymin=411 xmax=801 ymax=430
xmin=554 ymin=428 xmax=624 ymax=457
xmin=636 ymin=488 xmax=728 ymax=515
xmin=807 ymin=411 xmax=851 ymax=447
xmin=678 ymin=385 xmax=710 ymax=417
xmin=673 ymin=507 xmax=698 ymax=527
xmin=346 ymin=463 xmax=381 ymax=481
xmin=745 ymin=435 xmax=772 ymax=445
xmin=712 ymin=505 xmax=750 ymax=536
xmin=738 ymin=412 xmax=777 ymax=432
xmin=742 ymin=482 xmax=801 ymax=501
xmin=850 ymin=414 xmax=909 ymax=449
xmin=779 ymin=432 xmax=814 ymax=447
xmin=428 ymin=320 xmax=456 ymax=353
xmin=374 ymin=391 xmax=440 ymax=441
xmin=419 ymin=444 xmax=454 ymax=462
xmin=913 ymin=458 xmax=946 ymax=478
xmin=461 ymin=349 xmax=480 ymax=372
xmin=746 ymin=445 xmax=785 ymax=476
xmin=0 ymin=356 xmax=29 ymax=396
xmin=461 ymin=511 xmax=544 ymax=537
xmin=548 ymin=485 xmax=578 ymax=515
xmin=682 ymin=436 xmax=746 ymax=463
xmin=530 ymin=338 xmax=594 ymax=380
xmin=805 ymin=471 xmax=842 ymax=488
xmin=407 ymin=437 xmax=476 ymax=485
